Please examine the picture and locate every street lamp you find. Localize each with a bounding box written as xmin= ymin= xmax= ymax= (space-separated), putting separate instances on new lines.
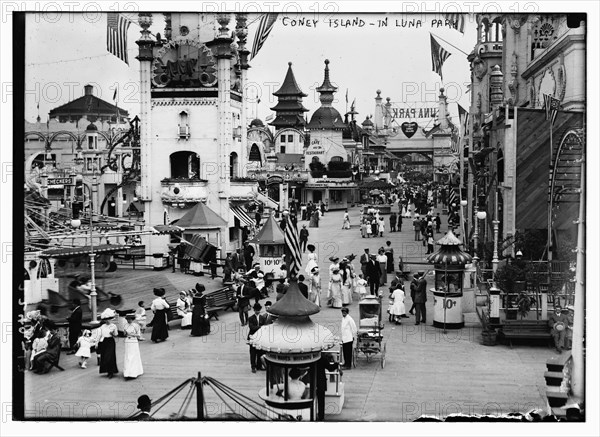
xmin=71 ymin=178 xmax=98 ymax=321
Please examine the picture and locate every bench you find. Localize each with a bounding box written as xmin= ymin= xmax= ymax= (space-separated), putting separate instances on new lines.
xmin=498 ymin=320 xmax=552 ymax=348
xmin=204 ymin=286 xmax=236 ymax=321
xmin=166 ymin=302 xmax=183 ymax=323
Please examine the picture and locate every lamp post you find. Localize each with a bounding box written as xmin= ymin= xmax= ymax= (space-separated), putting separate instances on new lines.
xmin=71 ymin=177 xmax=98 ymax=321
xmin=492 ymin=189 xmax=500 ymax=272
xmin=473 ymin=204 xmax=479 ymax=264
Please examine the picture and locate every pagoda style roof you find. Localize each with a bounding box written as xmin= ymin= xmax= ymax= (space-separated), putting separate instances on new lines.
xmin=249 ymin=215 xmax=285 ymax=244
xmin=270 ymin=114 xmax=306 ymax=128
xmin=270 ymin=100 xmax=309 ymax=113
xmin=273 ymin=62 xmax=307 ymax=97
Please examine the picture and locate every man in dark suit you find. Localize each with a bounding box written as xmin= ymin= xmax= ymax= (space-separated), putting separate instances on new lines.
xmin=248 ymin=303 xmax=265 ymax=373
xmin=243 ymin=242 xmax=255 ymax=271
xmin=66 ymin=299 xmax=82 ymax=354
xmin=413 ymin=271 xmax=428 ymax=325
xmin=298 ymin=275 xmax=309 ymax=299
xmin=131 ymin=395 xmax=152 ymax=420
xmin=299 ymin=225 xmax=309 ymax=252
xmin=366 ymin=255 xmax=381 ymax=295
xmin=316 ymin=352 xmax=339 ymax=421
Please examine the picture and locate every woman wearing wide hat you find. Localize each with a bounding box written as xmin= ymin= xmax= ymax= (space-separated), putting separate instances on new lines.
xmin=150 ymin=288 xmax=170 ymax=342
xmin=98 ymin=308 xmax=119 ymax=378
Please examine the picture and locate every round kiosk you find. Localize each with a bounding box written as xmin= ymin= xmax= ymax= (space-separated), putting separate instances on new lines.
xmin=250 ymin=279 xmax=338 ymax=421
xmin=426 ymin=230 xmax=473 ymax=329
xmin=249 ymin=215 xmax=286 ymax=283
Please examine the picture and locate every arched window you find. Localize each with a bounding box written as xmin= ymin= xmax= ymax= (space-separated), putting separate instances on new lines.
xmin=170 ymin=151 xmax=200 ymax=179
xmin=491 ymin=17 xmax=503 ymax=42
xmin=230 ymin=152 xmax=239 ymax=178
xmin=330 ymin=156 xmax=343 ymax=162
xmin=179 ymin=111 xmax=190 ymax=138
xmin=249 ymin=144 xmax=261 ymax=162
xmin=311 ymin=156 xmax=320 ymax=164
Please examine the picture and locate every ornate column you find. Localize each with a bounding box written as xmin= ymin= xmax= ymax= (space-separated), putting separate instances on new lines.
xmin=236 ymin=13 xmax=250 ymax=177
xmin=136 ymin=13 xmax=154 ymax=202
xmin=206 ymin=13 xmax=234 ymax=220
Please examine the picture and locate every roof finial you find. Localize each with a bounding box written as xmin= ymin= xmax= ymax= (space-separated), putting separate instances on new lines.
xmin=288 ymin=61 xmax=292 ymax=66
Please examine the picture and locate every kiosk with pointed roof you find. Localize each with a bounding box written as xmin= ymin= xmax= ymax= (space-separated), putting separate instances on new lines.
xmin=249 ymin=214 xmax=286 ymax=275
xmin=251 ymin=277 xmax=341 ymax=421
xmin=426 ymin=230 xmax=473 ymax=330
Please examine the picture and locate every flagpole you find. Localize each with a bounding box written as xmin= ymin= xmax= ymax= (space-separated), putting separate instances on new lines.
xmin=430 ymin=32 xmax=469 ymax=56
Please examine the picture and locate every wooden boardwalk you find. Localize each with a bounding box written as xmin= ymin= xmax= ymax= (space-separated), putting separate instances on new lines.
xmin=24 ymin=207 xmax=553 ymax=421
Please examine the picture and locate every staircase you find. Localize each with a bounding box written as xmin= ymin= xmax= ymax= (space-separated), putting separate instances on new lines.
xmin=544 ymin=351 xmax=572 ymax=419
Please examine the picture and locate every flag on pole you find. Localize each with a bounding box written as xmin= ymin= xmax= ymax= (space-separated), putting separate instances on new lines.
xmin=444 ymin=13 xmax=465 ymax=33
xmin=250 ymin=13 xmax=278 ymax=60
xmin=107 ymin=13 xmax=132 ymax=65
xmin=543 ymin=94 xmax=560 ymax=126
xmin=283 ymin=213 xmax=302 ymax=279
xmin=447 ymin=185 xmax=458 ymax=207
xmin=430 ymin=34 xmax=451 ymax=81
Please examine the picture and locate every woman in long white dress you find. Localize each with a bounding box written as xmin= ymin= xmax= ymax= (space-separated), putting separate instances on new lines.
xmin=176 ymin=291 xmax=193 ymax=329
xmin=308 ymin=267 xmax=321 ymax=306
xmin=328 ymin=268 xmax=343 ymax=309
xmin=389 ymin=285 xmax=406 ymax=325
xmin=305 ymin=244 xmax=318 ymax=275
xmin=123 ymin=314 xmax=143 ymax=379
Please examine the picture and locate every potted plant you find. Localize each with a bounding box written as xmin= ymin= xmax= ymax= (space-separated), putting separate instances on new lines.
xmin=494 ymin=261 xmax=529 ymax=320
xmin=476 ymin=304 xmax=497 ymax=346
xmin=515 ymin=292 xmax=534 ymax=320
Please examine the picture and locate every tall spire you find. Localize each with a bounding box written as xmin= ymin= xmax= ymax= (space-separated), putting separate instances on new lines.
xmin=316 ymin=59 xmax=337 ymax=107
xmin=307 ymin=59 xmax=345 ymax=130
xmin=269 ymin=62 xmax=308 ymax=129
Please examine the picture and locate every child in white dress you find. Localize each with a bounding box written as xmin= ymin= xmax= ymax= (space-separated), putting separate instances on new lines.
xmin=356 ymin=274 xmax=368 ymax=299
xmin=75 ymin=330 xmax=93 ymax=368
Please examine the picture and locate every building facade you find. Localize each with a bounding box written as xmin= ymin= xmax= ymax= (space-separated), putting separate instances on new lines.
xmin=136 ymin=13 xmax=258 ymax=255
xmin=466 ymin=13 xmax=585 ymax=263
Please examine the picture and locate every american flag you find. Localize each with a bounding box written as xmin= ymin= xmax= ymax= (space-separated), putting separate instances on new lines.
xmin=543 ymin=94 xmax=560 ymax=126
xmin=283 ymin=213 xmax=302 ymax=279
xmin=107 ymin=13 xmax=132 ymax=65
xmin=251 ymin=13 xmax=278 ymax=60
xmin=430 ymin=34 xmax=451 ymax=81
xmin=444 ymin=13 xmax=465 ymax=33
xmin=447 ymin=186 xmax=458 ymax=207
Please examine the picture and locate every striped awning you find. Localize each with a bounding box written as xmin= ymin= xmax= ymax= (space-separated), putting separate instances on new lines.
xmin=230 ymin=204 xmax=255 ymax=228
xmin=40 ymin=244 xmax=129 ymax=258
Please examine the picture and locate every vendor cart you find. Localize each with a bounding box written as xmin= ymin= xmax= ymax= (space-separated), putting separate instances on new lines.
xmin=353 ymin=295 xmax=386 ymax=368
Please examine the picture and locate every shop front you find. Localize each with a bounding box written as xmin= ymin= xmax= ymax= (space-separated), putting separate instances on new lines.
xmin=304 ymin=179 xmax=356 ymax=210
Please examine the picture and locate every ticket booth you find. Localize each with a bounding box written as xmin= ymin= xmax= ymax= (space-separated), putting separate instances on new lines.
xmin=249 ymin=215 xmax=286 ymax=276
xmin=250 ymin=279 xmax=338 ymax=421
xmin=426 ymin=230 xmax=473 ymax=330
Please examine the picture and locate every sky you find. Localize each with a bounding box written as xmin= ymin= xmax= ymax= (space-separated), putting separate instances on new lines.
xmin=24 ymin=10 xmax=476 ymax=128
